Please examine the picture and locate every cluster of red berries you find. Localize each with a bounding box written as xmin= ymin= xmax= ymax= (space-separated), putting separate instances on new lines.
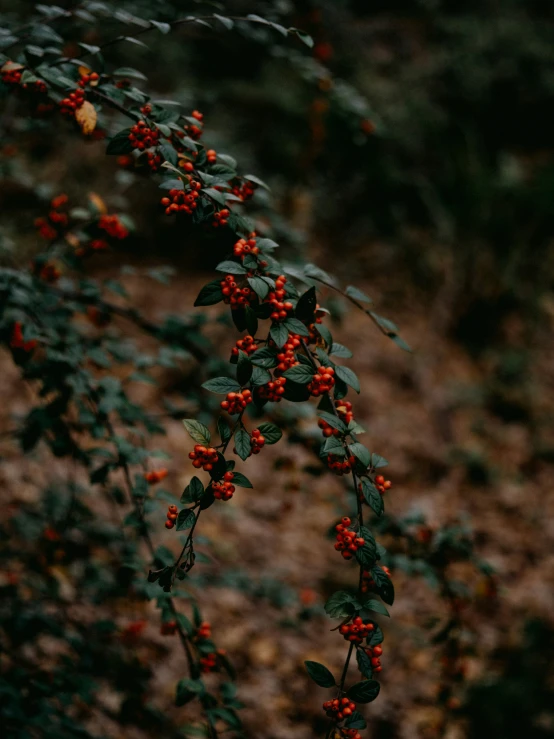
xmin=145 ymin=151 xmax=162 ymax=172
xmin=231 ymin=334 xmax=257 ymax=357
xmin=338 ymin=616 xmax=375 ymax=644
xmin=212 ymin=474 xmax=236 ymax=501
xmin=1 ymin=64 xmax=22 ymax=85
xmin=185 ymin=110 xmax=204 ymax=140
xmin=200 ymin=652 xmax=219 ymax=672
xmin=78 ymin=71 xmax=99 ymax=87
xmin=308 ymin=367 xmax=335 ymax=396
xmin=195 ymin=621 xmax=211 ymax=640
xmin=60 ymin=89 xmax=85 ymax=116
xmin=145 ymin=468 xmax=168 ymax=484
xmin=98 ymin=214 xmax=128 ymax=239
xmin=327 ymin=454 xmax=356 ymax=476
xmin=38 ymin=262 xmax=61 ymax=283
xmin=249 ymin=429 xmax=266 ymax=455
xmin=160 ymin=178 xmax=201 ymax=215
xmin=257 ymin=377 xmax=286 ymax=402
xmin=322 ymin=697 xmax=357 ymax=721
xmin=35 ymin=194 xmax=69 ymax=239
xmin=90 ymin=239 xmax=108 ymax=251
xmin=206 ymin=148 xmax=217 ymax=164
xmin=231 ymin=180 xmax=255 ymax=201
xmin=221 ymin=389 xmax=252 ymax=414
xmin=188 ymin=445 xmax=218 ymax=471
xmin=362 ymin=644 xmax=383 ymax=673
xmin=318 ymin=418 xmax=340 ymax=437
xmin=274 ymin=333 xmax=301 ymax=375
xmin=374 ymin=474 xmax=392 ymax=495
xmin=341 ymin=729 xmax=362 ymax=739
xmin=128 ymin=120 xmax=160 ymax=151
xmin=267 ymin=275 xmax=293 ymax=322
xmin=212 ymin=207 xmax=230 ymax=228
xmin=164 ymin=504 xmax=178 ymax=529
xmin=335 ymin=400 xmax=354 ymax=424
xmin=361 ymin=566 xmax=391 ymax=594
xmin=161 ymin=620 xmax=178 ymax=635
xmin=233 ymin=234 xmax=260 ymax=258
xmin=220 ymin=275 xmax=254 ymax=309
xmin=334 ymin=517 xmax=365 ymax=559
xmin=10 ymin=322 xmax=37 ymax=352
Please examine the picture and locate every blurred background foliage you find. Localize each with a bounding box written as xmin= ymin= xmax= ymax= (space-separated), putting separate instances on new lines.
xmin=2 ymin=1 xmax=554 ymax=738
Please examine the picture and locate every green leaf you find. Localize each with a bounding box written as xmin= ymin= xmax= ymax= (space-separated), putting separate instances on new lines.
xmin=282 ymin=365 xmax=314 ymax=384
xmin=370 ymin=453 xmax=388 ymax=469
xmin=150 ymin=19 xmax=171 ymax=33
xmin=236 ymin=351 xmax=253 ymax=385
xmin=270 ymin=322 xmax=289 ymax=348
xmin=250 ymin=347 xmax=278 ymax=368
xmin=317 ymin=411 xmax=347 ymax=433
xmin=356 ymin=648 xmax=373 ymax=679
xmin=295 ymin=286 xmax=317 ymax=324
xmin=347 ymin=680 xmax=380 ymax=704
xmin=203 ymin=188 xmax=228 ymax=206
xmin=160 ymin=142 xmax=178 ymax=166
xmin=360 ymin=480 xmax=384 ymax=517
xmin=335 ymin=365 xmax=360 ymax=393
xmin=181 ymin=476 xmax=204 ymax=505
xmin=330 ymin=342 xmax=353 ymax=359
xmin=345 ymin=711 xmax=367 ymax=730
xmin=316 ymin=323 xmax=333 ymax=347
xmin=176 ymin=678 xmax=205 ymax=706
xmin=291 ymin=28 xmax=314 ymax=47
xmin=368 ymin=625 xmax=384 ymax=646
xmin=256 ymin=422 xmax=282 ymax=445
xmin=283 ymin=317 xmax=310 ymax=337
xmin=371 ymin=567 xmax=395 ymax=605
xmin=106 ymin=128 xmax=133 ymax=155
xmin=322 ymin=438 xmax=346 ymax=456
xmin=216 ymin=260 xmax=247 ymax=274
xmin=230 ymin=472 xmax=252 ymax=488
xmin=234 ymin=428 xmax=251 ymax=461
xmin=248 ymin=276 xmax=270 ymax=300
xmin=349 ymin=442 xmax=371 ymax=467
xmin=218 ymin=417 xmax=231 ymax=444
xmin=346 ymin=285 xmax=372 ymax=303
xmin=113 ymin=66 xmax=147 ymax=80
xmin=244 ymin=173 xmax=270 ymax=191
xmin=304 ymin=661 xmax=335 ymax=688
xmin=391 ymin=334 xmax=412 ymax=352
xmin=213 ymin=14 xmax=234 ymax=30
xmin=363 ymin=599 xmax=390 ymax=617
xmin=182 ymin=419 xmax=211 ymax=445
xmin=202 ymin=377 xmax=241 ymax=394
xmin=251 ymin=366 xmax=272 ymax=386
xmin=244 ymin=305 xmax=258 ymax=336
xmin=324 ymin=591 xmax=361 ymax=619
xmin=176 ymin=508 xmax=196 ymax=531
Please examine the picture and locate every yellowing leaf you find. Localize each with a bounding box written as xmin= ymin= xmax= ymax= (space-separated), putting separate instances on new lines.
xmin=88 ymin=192 xmax=107 ymax=214
xmin=75 ymin=100 xmax=97 ymax=135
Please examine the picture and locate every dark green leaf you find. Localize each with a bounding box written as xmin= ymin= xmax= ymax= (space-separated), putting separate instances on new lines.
xmin=202 ymin=377 xmax=241 ymax=394
xmin=317 ymin=411 xmax=347 ymax=433
xmin=248 ymin=276 xmax=270 ymax=300
xmin=304 ymin=661 xmax=335 ymax=688
xmin=295 ymin=286 xmax=317 ymax=323
xmin=346 ymin=285 xmax=372 ymax=303
xmin=347 ymin=680 xmax=380 ymax=704
xmin=236 ymin=351 xmax=253 ymax=385
xmin=216 ymin=260 xmax=247 ymax=274
xmin=251 ymin=366 xmax=272 ymax=386
xmin=330 ymin=342 xmax=353 ymax=359
xmin=217 ymin=417 xmax=231 ymax=444
xmin=282 ymin=365 xmax=314 ymax=384
xmin=283 ymin=317 xmax=310 ymax=337
xmin=250 ymin=347 xmax=278 ymax=368
xmin=363 ymin=599 xmax=390 ymax=617
xmin=324 ymin=591 xmax=361 ymax=618
xmin=230 ymin=472 xmax=252 ymax=488
xmin=256 ymin=422 xmax=282 ymax=445
xmin=335 ymin=365 xmax=360 ymax=393
xmin=194 ymin=279 xmax=223 ymax=307
xmin=371 ymin=567 xmax=395 ymax=605
xmin=106 ymin=129 xmax=133 ymax=155
xmin=356 ymin=648 xmax=373 ymax=679
xmin=176 ymin=508 xmax=195 ymax=531
xmin=182 ymin=419 xmax=211 ymax=445
xmin=270 ymin=322 xmax=289 ymax=348
xmin=349 ymin=442 xmax=371 ymax=467
xmin=360 ymin=480 xmax=384 ymax=516
xmin=234 ymin=428 xmax=251 ymax=461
